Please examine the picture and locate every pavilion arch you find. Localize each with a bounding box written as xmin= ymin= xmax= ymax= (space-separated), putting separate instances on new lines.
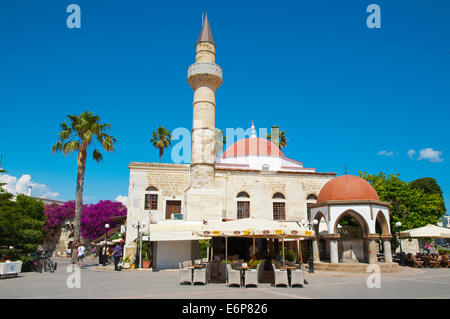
xmin=375 ymin=210 xmax=390 ymax=235
xmin=333 ymin=209 xmax=370 ymax=234
xmin=313 ymin=211 xmax=328 ymax=235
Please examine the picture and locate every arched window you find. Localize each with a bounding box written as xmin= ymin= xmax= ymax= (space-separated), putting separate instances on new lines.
xmin=307 ymin=194 xmax=317 ymax=201
xmin=272 ymin=192 xmax=286 ymax=220
xmin=237 ymin=192 xmax=250 ymax=219
xmin=273 ymin=192 xmax=285 ymax=199
xmin=237 ymin=192 xmax=250 ymax=198
xmin=144 ymin=186 xmax=158 ymax=210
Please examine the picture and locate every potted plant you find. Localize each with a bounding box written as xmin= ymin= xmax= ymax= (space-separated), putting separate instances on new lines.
xmin=284 ymin=247 xmax=297 ymax=265
xmin=122 ymin=256 xmax=131 ymax=269
xmin=142 ymin=256 xmax=151 ymax=268
xmin=141 ymin=241 xmax=152 ymax=269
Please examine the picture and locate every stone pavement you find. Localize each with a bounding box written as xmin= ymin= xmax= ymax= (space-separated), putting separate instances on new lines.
xmin=0 ymin=258 xmax=449 ymax=299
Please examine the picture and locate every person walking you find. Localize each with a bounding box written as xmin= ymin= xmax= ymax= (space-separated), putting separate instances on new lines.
xmin=113 ymin=243 xmax=122 ymax=271
xmin=77 ymin=242 xmax=86 ymax=268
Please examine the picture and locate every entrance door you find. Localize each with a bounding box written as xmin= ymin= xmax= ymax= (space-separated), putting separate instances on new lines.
xmin=165 ymin=200 xmax=181 ymax=219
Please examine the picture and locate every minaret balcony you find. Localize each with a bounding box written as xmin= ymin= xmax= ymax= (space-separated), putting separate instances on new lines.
xmin=187 ymin=63 xmax=223 ymax=90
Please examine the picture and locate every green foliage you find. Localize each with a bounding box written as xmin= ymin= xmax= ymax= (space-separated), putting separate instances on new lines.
xmin=150 ymin=126 xmax=172 ymax=163
xmin=198 ymin=239 xmax=210 ymax=258
xmin=284 ymin=247 xmax=296 ymax=262
xmin=359 ymin=172 xmax=446 ymax=233
xmin=266 ymin=125 xmax=287 ymax=149
xmin=141 ymin=241 xmax=152 ymax=260
xmin=0 ymin=192 xmax=45 ymax=271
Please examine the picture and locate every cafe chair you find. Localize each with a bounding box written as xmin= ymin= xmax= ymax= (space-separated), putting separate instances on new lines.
xmin=290 ymin=269 xmax=304 ymax=288
xmin=245 ymin=263 xmax=262 ymax=288
xmin=193 ymin=267 xmax=207 ymax=285
xmin=226 ymin=263 xmax=241 ymax=287
xmin=179 ymin=266 xmax=192 ymax=285
xmin=272 ymin=263 xmax=289 ymax=287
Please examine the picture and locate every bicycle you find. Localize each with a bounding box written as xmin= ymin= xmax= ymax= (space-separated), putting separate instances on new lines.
xmin=31 ymin=250 xmax=58 ymax=273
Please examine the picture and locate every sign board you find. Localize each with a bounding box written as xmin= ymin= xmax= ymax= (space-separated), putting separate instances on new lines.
xmin=142 ymin=235 xmax=149 ymax=241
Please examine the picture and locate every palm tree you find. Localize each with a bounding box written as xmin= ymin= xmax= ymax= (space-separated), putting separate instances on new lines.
xmin=266 ymin=125 xmax=287 ymax=149
xmin=150 ymin=127 xmax=172 ymax=163
xmin=52 ymin=111 xmax=117 ymax=262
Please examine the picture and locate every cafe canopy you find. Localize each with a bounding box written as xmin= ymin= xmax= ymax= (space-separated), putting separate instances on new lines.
xmin=400 ymin=224 xmax=450 ymax=239
xmin=193 ymin=217 xmax=314 ymax=239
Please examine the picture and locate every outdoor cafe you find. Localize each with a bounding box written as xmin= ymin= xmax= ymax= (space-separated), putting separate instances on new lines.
xmin=398 ymin=224 xmax=450 ymax=268
xmin=178 ymin=217 xmax=314 ymax=288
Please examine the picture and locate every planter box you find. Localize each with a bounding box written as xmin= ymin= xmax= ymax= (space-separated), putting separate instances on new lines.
xmin=122 ymin=262 xmax=131 ymax=269
xmin=142 ymin=260 xmax=152 ymax=268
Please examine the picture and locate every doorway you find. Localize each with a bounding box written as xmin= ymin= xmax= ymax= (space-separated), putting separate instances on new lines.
xmin=165 ymin=200 xmax=181 ymax=220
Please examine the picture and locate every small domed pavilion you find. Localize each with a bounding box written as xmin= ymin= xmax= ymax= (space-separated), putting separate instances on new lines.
xmin=308 ymin=175 xmax=393 ymax=265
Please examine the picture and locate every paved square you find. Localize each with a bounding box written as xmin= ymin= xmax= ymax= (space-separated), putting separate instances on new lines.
xmin=0 ymin=259 xmax=449 ymax=299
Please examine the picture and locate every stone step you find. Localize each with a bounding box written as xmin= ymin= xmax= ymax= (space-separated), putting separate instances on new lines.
xmin=310 ymin=262 xmax=403 ymax=273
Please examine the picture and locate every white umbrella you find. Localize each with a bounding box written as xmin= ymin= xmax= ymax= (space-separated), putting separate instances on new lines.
xmin=400 ymin=224 xmax=450 ymax=239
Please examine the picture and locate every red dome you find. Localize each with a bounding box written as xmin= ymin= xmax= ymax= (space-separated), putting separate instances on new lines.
xmin=221 ymin=137 xmax=284 ymax=158
xmin=317 ymin=175 xmax=380 ymax=202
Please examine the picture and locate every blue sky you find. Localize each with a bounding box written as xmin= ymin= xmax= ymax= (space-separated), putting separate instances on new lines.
xmin=0 ymin=0 xmax=449 ymax=212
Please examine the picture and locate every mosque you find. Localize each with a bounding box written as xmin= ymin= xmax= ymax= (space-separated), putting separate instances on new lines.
xmin=124 ymin=15 xmax=396 ymax=271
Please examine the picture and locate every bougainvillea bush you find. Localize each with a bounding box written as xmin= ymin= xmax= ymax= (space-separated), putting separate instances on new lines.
xmin=81 ymin=200 xmax=127 ymax=240
xmin=44 ymin=200 xmax=127 ymax=241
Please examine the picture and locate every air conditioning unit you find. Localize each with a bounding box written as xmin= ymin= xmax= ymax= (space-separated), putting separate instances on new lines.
xmin=172 ymin=213 xmax=184 ymax=220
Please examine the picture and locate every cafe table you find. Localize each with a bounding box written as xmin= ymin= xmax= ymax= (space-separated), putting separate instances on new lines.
xmin=279 ymin=266 xmax=298 ymax=286
xmin=235 ymin=265 xmax=255 ymax=287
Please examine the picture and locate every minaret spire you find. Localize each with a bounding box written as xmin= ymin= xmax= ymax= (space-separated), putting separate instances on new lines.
xmin=197 ymin=12 xmax=214 ymax=45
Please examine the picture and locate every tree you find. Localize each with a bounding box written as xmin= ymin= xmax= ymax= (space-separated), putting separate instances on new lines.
xmin=0 ymin=193 xmax=45 ymax=271
xmin=44 ymin=200 xmax=127 ymax=242
xmin=150 ymin=126 xmax=172 ymax=163
xmin=266 ymin=125 xmax=287 ymax=149
xmin=52 ymin=111 xmax=117 ymax=262
xmin=359 ymin=172 xmax=446 ymax=233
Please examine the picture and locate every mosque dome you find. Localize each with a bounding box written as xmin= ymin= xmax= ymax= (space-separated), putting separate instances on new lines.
xmin=317 ymin=175 xmax=380 ymax=202
xmin=221 ymin=137 xmax=284 ymax=158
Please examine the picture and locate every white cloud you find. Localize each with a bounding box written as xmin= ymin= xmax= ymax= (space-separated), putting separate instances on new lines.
xmin=378 ymin=150 xmax=394 ymax=157
xmin=0 ymin=173 xmax=59 ymax=198
xmin=115 ymin=195 xmax=128 ymax=207
xmin=417 ymin=148 xmax=444 ymax=163
xmin=407 ymin=149 xmax=416 ymax=159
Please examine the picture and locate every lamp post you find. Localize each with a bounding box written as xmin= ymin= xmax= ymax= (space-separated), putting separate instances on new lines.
xmin=131 ymin=221 xmax=146 ymax=269
xmin=301 ymin=218 xmax=319 ymax=273
xmin=103 ymin=223 xmax=110 ymax=266
xmin=395 ymin=221 xmax=404 ymax=266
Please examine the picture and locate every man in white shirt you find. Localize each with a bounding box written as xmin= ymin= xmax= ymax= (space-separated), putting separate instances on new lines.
xmin=77 ymin=243 xmax=86 ymax=268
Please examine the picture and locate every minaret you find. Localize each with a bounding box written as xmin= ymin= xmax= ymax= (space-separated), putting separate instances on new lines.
xmin=187 ymin=14 xmax=223 ymax=188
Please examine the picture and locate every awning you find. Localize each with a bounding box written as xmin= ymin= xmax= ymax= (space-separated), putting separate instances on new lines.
xmin=400 ymin=224 xmax=450 ymax=239
xmin=149 ymin=221 xmax=209 ymax=242
xmin=193 ymin=217 xmax=314 ymax=238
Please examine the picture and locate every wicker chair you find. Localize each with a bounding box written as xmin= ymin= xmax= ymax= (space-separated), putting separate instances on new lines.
xmin=193 ymin=268 xmax=207 ymax=285
xmin=182 ymin=260 xmax=192 ymax=268
xmin=290 ymin=269 xmax=304 ymax=288
xmin=226 ymin=263 xmax=241 ymax=287
xmin=272 ymin=263 xmax=289 ymax=287
xmin=245 ymin=263 xmax=262 ymax=288
xmin=179 ymin=265 xmax=192 ymax=285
